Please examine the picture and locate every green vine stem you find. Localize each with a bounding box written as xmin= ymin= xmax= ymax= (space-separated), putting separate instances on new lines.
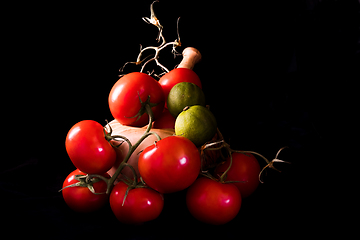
xmin=106 ymin=104 xmax=160 ymax=194
xmin=88 ymin=102 xmax=161 ymax=194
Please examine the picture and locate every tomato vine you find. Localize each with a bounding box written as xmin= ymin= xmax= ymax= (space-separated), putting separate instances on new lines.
xmin=95 ymin=103 xmax=160 ymax=194
xmin=119 ymin=0 xmax=181 ymax=76
xmin=60 ymin=1 xmax=291 ymax=224
xmin=200 ymin=129 xmax=290 ymax=184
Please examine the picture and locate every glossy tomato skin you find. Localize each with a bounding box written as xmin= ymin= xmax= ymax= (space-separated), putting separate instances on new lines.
xmin=65 ymin=120 xmax=116 ymax=174
xmin=108 ymin=72 xmax=165 ymax=127
xmin=158 ymin=68 xmax=202 ymax=105
xmin=62 ymin=169 xmax=109 ymax=212
xmin=186 ymin=177 xmax=242 ymax=225
xmin=138 ymin=136 xmax=201 ymax=193
xmin=152 ymin=109 xmax=176 ymax=129
xmin=109 ymin=181 xmax=164 ymax=224
xmin=214 ymin=153 xmax=261 ymax=198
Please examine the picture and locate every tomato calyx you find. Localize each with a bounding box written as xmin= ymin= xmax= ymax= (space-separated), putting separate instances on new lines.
xmin=104 ymin=91 xmax=159 ymax=148
xmin=118 ymin=165 xmax=149 ymax=206
xmin=125 ymin=93 xmax=158 ymax=124
xmin=59 ymin=174 xmax=108 ymax=195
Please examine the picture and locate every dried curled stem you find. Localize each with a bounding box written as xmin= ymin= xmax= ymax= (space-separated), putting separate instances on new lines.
xmin=120 ymin=0 xmax=181 ymax=76
xmin=200 ymin=130 xmax=290 ymax=184
xmin=258 ymin=146 xmax=290 ymax=183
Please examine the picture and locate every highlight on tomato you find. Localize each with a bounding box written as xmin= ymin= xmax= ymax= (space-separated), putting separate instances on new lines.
xmin=108 ymin=72 xmax=165 ymax=127
xmin=65 ymin=120 xmax=116 ymax=174
xmin=138 ymin=136 xmax=201 ymax=193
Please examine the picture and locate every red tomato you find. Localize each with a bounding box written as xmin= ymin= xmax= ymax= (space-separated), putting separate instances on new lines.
xmin=214 ymin=152 xmax=261 ymax=198
xmin=152 ymin=109 xmax=176 ymax=129
xmin=186 ymin=177 xmax=242 ymax=225
xmin=62 ymin=169 xmax=109 ymax=212
xmin=138 ymin=136 xmax=201 ymax=193
xmin=108 ymin=72 xmax=165 ymax=127
xmin=65 ymin=120 xmax=116 ymax=174
xmin=158 ymin=68 xmax=202 ymax=107
xmin=109 ymin=181 xmax=164 ymax=224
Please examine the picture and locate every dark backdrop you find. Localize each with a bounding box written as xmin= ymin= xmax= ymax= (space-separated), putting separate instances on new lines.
xmin=4 ymin=0 xmax=359 ymax=239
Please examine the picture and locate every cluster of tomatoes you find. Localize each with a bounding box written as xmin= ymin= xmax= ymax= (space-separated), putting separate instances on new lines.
xmin=61 ymin=61 xmax=273 ymax=225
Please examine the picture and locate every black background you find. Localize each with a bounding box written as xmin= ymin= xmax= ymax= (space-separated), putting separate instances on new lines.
xmin=4 ymin=0 xmax=359 ymax=239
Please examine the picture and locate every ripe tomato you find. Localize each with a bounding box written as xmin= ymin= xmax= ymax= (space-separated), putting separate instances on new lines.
xmin=138 ymin=136 xmax=201 ymax=193
xmin=214 ymin=152 xmax=261 ymax=198
xmin=109 ymin=181 xmax=164 ymax=224
xmin=108 ymin=72 xmax=165 ymax=127
xmin=62 ymin=169 xmax=109 ymax=212
xmin=158 ymin=68 xmax=202 ymax=107
xmin=186 ymin=177 xmax=242 ymax=225
xmin=65 ymin=120 xmax=116 ymax=174
xmin=152 ymin=109 xmax=175 ymax=129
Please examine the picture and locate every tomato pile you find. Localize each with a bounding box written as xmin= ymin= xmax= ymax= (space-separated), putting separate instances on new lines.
xmin=60 ymin=1 xmax=289 ymax=225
